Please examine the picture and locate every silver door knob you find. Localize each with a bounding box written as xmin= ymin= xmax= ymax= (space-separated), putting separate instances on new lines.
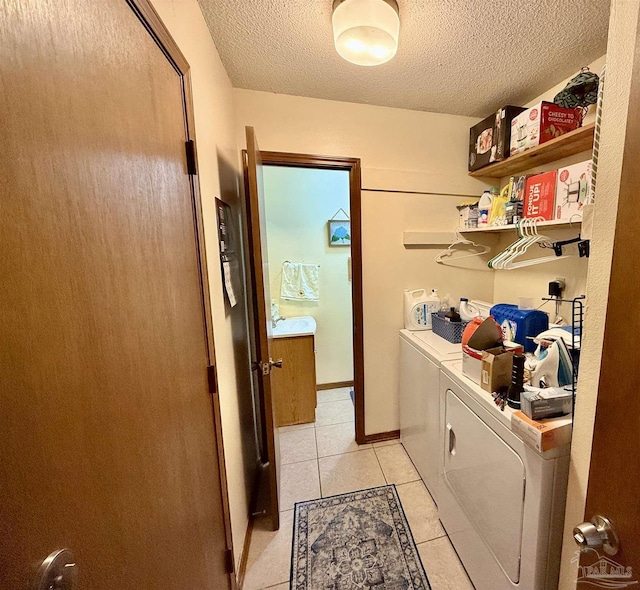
xmin=269 ymin=358 xmax=283 ymax=369
xmin=573 ymin=515 xmax=619 ymax=556
xmin=33 ymin=549 xmax=78 ymax=590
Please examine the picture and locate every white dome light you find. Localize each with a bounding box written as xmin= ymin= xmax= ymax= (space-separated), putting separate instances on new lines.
xmin=332 ymin=0 xmax=400 ymax=66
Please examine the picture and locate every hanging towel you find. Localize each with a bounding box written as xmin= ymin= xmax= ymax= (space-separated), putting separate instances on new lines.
xmin=280 ymin=262 xmax=320 ymax=301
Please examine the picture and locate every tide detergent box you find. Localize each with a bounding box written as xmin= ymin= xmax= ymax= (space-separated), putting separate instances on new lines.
xmin=524 ymin=171 xmax=557 ymax=221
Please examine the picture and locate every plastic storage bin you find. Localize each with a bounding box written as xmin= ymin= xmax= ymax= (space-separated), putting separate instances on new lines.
xmin=490 ymin=304 xmax=549 ymax=352
xmin=431 ymin=313 xmax=470 ymax=344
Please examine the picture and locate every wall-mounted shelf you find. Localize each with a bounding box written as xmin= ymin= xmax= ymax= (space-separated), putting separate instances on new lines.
xmin=460 ymin=219 xmax=581 ymax=234
xmin=468 ymin=123 xmax=595 ymax=179
xmin=403 ymin=231 xmax=457 ymax=246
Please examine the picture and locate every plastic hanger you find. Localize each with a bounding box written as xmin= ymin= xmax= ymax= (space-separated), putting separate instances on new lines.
xmin=435 ymin=229 xmax=491 ymax=264
xmin=489 ymin=218 xmax=571 ymax=270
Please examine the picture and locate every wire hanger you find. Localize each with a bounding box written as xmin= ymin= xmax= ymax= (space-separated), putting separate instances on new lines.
xmin=435 ymin=229 xmax=491 ymax=264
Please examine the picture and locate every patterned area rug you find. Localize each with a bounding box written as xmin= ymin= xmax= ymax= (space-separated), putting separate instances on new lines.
xmin=291 ymin=485 xmax=431 ymax=590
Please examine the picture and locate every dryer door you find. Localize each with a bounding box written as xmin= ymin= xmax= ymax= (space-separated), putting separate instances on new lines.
xmin=444 ymin=389 xmax=525 ymax=583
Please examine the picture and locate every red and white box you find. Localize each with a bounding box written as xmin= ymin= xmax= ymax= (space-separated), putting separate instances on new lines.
xmin=510 ymin=101 xmax=582 ymax=155
xmin=555 ymin=160 xmax=592 ymax=221
xmin=524 ymin=171 xmax=557 ymax=220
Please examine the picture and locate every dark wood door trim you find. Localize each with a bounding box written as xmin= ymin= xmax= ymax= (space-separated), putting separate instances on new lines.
xmin=258 ymin=151 xmax=366 ymax=445
xmin=127 ymin=1 xmax=235 ymax=586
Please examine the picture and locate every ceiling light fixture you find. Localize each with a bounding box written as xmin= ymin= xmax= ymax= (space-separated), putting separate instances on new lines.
xmin=332 ymin=0 xmax=400 ymax=66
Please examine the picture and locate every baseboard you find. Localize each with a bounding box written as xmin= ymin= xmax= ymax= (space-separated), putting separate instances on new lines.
xmin=236 ymin=462 xmax=262 ymax=589
xmin=236 ymin=516 xmax=254 ymax=589
xmin=362 ymin=429 xmax=400 ymax=444
xmin=317 ymin=380 xmax=354 ymax=391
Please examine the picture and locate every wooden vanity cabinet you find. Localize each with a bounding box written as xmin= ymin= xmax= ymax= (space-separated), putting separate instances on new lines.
xmin=271 ymin=335 xmax=317 ymax=426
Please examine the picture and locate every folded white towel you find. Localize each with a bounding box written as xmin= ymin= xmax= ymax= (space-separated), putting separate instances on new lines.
xmin=280 ymin=262 xmax=320 ymax=301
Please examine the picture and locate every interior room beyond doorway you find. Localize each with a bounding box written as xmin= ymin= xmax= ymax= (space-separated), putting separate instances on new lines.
xmin=263 ymin=165 xmax=355 ymax=434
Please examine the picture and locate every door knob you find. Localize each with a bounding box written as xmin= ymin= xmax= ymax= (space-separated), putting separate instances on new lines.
xmin=573 ymin=515 xmax=619 ymax=556
xmin=269 ymin=358 xmax=283 ymax=369
xmin=33 ymin=549 xmax=78 ymax=590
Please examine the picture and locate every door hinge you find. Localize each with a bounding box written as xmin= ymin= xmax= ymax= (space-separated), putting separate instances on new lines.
xmin=185 ymin=140 xmax=197 ymax=175
xmin=207 ymin=364 xmax=217 ymax=394
xmin=225 ymin=548 xmax=234 ymax=574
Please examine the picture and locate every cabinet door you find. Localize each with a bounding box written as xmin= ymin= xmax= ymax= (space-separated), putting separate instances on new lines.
xmin=444 ymin=390 xmax=525 ymax=583
xmin=272 ymin=336 xmax=317 ymax=426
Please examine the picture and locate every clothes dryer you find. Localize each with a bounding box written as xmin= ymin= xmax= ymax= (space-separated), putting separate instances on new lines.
xmin=399 ymin=329 xmax=461 ymax=502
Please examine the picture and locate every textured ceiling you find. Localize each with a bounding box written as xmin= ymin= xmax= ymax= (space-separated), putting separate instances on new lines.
xmin=197 ymin=0 xmax=610 ymax=117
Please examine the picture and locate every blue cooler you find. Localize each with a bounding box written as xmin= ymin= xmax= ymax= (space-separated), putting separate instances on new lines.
xmin=490 ymin=304 xmax=549 ymax=353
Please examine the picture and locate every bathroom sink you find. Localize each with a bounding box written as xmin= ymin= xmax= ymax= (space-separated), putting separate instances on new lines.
xmin=272 ymin=316 xmax=316 ymax=338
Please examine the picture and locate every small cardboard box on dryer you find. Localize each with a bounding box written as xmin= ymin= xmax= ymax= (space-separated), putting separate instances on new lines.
xmin=462 ymin=318 xmax=523 ymax=384
xmin=511 ymin=411 xmax=573 ymax=453
xmin=480 ymin=348 xmax=515 ymax=394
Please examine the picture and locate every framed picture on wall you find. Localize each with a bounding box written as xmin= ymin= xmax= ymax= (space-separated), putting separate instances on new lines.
xmin=328 ymin=220 xmax=351 ymax=246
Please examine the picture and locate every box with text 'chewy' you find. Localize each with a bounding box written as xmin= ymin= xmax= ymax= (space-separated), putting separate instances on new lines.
xmin=524 ymin=171 xmax=557 ymax=221
xmin=555 ymin=160 xmax=592 ymax=221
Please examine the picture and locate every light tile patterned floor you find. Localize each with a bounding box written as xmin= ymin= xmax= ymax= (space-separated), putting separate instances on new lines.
xmin=242 ymin=389 xmax=474 ymax=590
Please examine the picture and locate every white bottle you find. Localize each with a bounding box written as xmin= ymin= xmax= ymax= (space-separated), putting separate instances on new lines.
xmin=478 ymin=190 xmax=492 ymax=226
xmin=403 ymin=289 xmax=439 ymax=331
xmin=459 ymin=298 xmax=476 ymax=321
xmin=426 ymin=289 xmax=441 ymax=325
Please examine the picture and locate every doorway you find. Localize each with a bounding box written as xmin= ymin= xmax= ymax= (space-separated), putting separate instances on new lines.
xmin=260 ymin=152 xmax=365 ymax=444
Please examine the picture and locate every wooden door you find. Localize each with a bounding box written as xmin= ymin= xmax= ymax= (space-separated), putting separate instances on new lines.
xmin=575 ymin=55 xmax=640 ymax=578
xmin=0 ymin=1 xmax=231 ymax=588
xmin=243 ymin=127 xmax=281 ymax=530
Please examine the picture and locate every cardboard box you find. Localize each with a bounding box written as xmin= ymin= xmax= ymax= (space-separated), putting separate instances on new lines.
xmin=522 ymin=387 xmax=573 ymax=420
xmin=469 ymin=105 xmax=525 ymax=171
xmin=463 ymin=341 xmax=523 ymax=385
xmin=555 ymin=160 xmax=592 ymax=221
xmin=491 ymin=105 xmax=526 ymax=162
xmin=511 ymin=411 xmax=573 ymax=453
xmin=480 ymin=348 xmax=515 ymax=393
xmin=510 ymin=101 xmax=582 ymax=156
xmin=524 ymin=171 xmax=557 ymax=220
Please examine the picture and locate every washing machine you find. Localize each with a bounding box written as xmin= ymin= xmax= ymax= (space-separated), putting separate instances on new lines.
xmin=399 ymin=329 xmax=461 ymax=503
xmin=438 ymin=360 xmax=571 ymax=590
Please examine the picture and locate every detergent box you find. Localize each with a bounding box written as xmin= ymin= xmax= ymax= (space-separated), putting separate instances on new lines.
xmin=490 ymin=304 xmax=549 ymax=353
xmin=555 ymin=160 xmax=592 ymax=221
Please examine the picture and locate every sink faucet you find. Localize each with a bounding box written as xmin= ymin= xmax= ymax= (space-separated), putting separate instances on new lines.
xmin=272 ymin=315 xmax=286 ymax=329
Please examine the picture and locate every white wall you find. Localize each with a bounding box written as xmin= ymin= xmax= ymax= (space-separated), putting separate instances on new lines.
xmin=234 ymin=91 xmax=495 ymax=435
xmin=263 ymin=166 xmax=353 ymax=385
xmin=150 ymin=0 xmax=255 ymax=573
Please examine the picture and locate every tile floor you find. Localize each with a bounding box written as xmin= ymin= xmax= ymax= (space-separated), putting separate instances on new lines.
xmin=242 ymin=387 xmax=474 ymax=590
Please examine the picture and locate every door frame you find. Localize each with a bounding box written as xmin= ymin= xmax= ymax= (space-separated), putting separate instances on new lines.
xmin=127 ymin=0 xmax=236 ymax=585
xmin=258 ymin=151 xmax=367 ymax=445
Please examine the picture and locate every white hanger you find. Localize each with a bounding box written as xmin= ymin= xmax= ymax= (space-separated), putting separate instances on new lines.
xmin=436 ymin=229 xmax=491 ymax=264
xmin=490 ymin=218 xmax=571 ymax=270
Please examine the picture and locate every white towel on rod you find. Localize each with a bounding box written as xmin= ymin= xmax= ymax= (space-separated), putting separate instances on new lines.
xmin=280 ymin=262 xmax=320 ymax=301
